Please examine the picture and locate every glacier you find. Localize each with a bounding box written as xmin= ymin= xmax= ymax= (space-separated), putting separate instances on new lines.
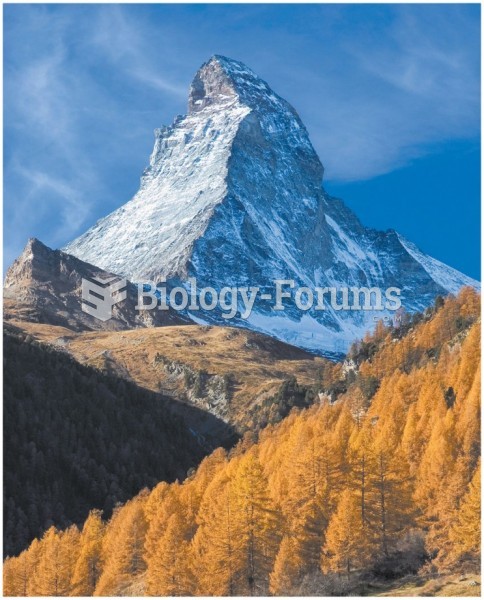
xmin=64 ymin=55 xmax=478 ymax=355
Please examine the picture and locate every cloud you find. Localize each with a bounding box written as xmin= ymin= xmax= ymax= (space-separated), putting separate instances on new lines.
xmin=299 ymin=4 xmax=480 ymax=181
xmin=4 ymin=4 xmax=188 ymax=271
xmin=87 ymin=5 xmax=187 ymax=97
xmin=11 ymin=165 xmax=91 ymax=242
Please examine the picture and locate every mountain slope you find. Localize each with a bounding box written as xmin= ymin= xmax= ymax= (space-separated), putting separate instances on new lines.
xmin=5 ymin=288 xmax=479 ymax=595
xmin=64 ymin=55 xmax=478 ymax=355
xmin=7 ymin=320 xmax=326 ymax=433
xmin=4 ymin=324 xmax=235 ymax=557
xmin=4 ymin=235 xmax=329 ymax=434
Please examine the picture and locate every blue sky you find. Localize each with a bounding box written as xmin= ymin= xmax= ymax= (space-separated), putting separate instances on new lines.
xmin=4 ymin=3 xmax=480 ymax=279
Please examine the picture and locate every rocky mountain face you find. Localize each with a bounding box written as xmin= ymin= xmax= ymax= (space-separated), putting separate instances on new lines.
xmin=4 ymin=238 xmax=190 ymax=332
xmin=4 ymin=235 xmax=325 ymax=436
xmin=44 ymin=56 xmax=479 ymax=354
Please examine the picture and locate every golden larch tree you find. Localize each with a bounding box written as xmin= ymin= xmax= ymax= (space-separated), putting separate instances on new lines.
xmin=269 ymin=535 xmax=303 ymax=595
xmin=145 ymin=511 xmax=193 ymax=596
xmin=29 ymin=527 xmax=74 ymax=596
xmin=448 ymin=463 xmax=481 ymax=566
xmin=322 ymin=489 xmax=366 ymax=576
xmin=94 ymin=498 xmax=148 ymax=596
xmin=192 ymin=469 xmax=241 ymax=595
xmin=232 ymin=450 xmax=281 ymax=595
xmin=71 ymin=509 xmax=104 ymax=596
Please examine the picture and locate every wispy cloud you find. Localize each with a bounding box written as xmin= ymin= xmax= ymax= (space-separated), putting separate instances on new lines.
xmin=268 ymin=4 xmax=480 ymax=181
xmin=87 ymin=6 xmax=187 ymax=97
xmin=3 ymin=3 xmax=480 ymax=273
xmin=11 ymin=165 xmax=91 ymax=244
xmin=4 ymin=4 xmax=187 ymax=270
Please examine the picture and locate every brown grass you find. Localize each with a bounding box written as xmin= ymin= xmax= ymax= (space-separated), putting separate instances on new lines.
xmin=7 ymin=320 xmax=326 ymax=429
xmin=374 ymin=573 xmax=481 ymax=597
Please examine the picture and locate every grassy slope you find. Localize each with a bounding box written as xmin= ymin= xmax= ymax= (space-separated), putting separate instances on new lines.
xmin=7 ymin=320 xmax=326 ymax=431
xmin=373 ymin=573 xmax=481 ymax=597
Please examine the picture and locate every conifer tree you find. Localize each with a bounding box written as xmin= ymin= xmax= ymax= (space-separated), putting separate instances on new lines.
xmin=448 ymin=463 xmax=480 ymax=564
xmin=94 ymin=499 xmax=147 ymax=596
xmin=71 ymin=510 xmax=104 ymax=596
xmin=61 ymin=525 xmax=80 ymax=595
xmin=286 ymin=426 xmax=337 ymax=570
xmin=29 ymin=527 xmax=74 ymax=596
xmin=453 ymin=322 xmax=480 ymax=400
xmin=192 ymin=470 xmax=241 ymax=595
xmin=232 ymin=451 xmax=281 ymax=595
xmin=144 ymin=483 xmax=181 ymax=561
xmin=455 ymin=366 xmax=481 ymax=469
xmin=3 ymin=539 xmax=41 ymax=597
xmin=322 ymin=489 xmax=365 ymax=576
xmin=415 ymin=412 xmax=460 ymax=557
xmin=145 ymin=511 xmax=193 ymax=596
xmin=3 ymin=555 xmax=19 ymax=597
xmin=367 ymin=435 xmax=415 ymax=559
xmin=269 ymin=535 xmax=302 ymax=595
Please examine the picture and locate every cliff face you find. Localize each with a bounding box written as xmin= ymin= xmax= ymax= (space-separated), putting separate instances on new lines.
xmin=4 ymin=238 xmax=190 ymax=331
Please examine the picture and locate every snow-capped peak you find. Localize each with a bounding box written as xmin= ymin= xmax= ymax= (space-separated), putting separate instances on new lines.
xmin=188 ymin=55 xmax=300 ymax=120
xmin=63 ymin=56 xmax=479 ymax=356
xmin=188 ymin=55 xmax=254 ymax=113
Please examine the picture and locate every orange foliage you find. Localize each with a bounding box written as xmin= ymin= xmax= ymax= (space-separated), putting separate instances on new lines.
xmin=4 ymin=289 xmax=480 ymax=595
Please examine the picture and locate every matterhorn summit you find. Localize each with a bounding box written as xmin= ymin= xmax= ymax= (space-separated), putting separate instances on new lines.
xmin=64 ymin=56 xmax=325 ymax=284
xmin=64 ymin=56 xmax=478 ymax=354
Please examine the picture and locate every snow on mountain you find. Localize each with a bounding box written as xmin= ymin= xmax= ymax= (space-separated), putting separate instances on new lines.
xmin=64 ymin=55 xmax=479 ymax=355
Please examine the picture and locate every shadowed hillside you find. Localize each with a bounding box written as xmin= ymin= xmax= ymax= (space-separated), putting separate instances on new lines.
xmin=7 ymin=321 xmax=327 ymax=433
xmin=4 ymin=325 xmax=236 ymax=558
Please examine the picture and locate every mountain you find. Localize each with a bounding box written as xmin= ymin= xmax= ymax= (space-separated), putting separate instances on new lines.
xmin=64 ymin=55 xmax=478 ymax=356
xmin=4 ymin=238 xmax=190 ymax=332
xmin=4 ymin=236 xmax=328 ymax=434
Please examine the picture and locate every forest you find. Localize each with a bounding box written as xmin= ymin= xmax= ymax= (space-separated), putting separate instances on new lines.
xmin=4 ymin=325 xmax=234 ymax=558
xmin=3 ymin=288 xmax=480 ymax=596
